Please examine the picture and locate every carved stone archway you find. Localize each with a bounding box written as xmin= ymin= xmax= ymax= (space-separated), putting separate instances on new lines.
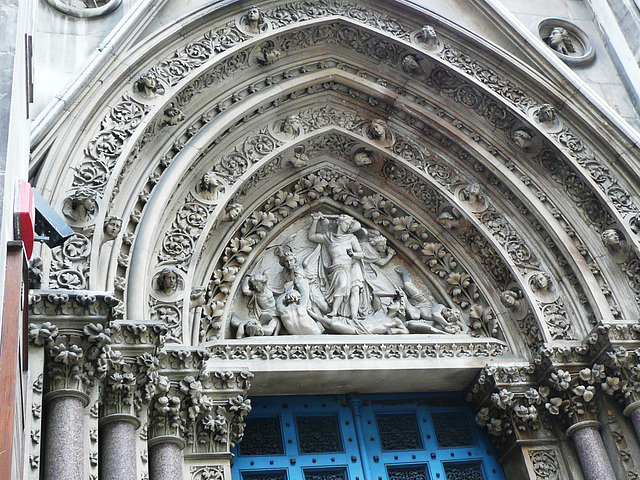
xmin=27 ymin=1 xmax=640 ymax=480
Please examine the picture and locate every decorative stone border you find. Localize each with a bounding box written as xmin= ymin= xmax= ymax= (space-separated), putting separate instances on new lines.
xmin=536 ymin=18 xmax=595 ymax=66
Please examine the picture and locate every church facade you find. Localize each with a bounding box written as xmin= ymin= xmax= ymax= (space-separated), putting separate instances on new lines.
xmin=15 ymin=0 xmax=640 ymax=479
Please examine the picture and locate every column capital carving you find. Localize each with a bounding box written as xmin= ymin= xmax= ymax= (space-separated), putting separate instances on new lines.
xmin=29 ymin=290 xmax=118 ymax=323
xmin=148 ymin=370 xmax=253 ymax=455
xmin=467 ymin=365 xmax=551 ymax=443
xmin=542 ymin=364 xmax=606 ymax=427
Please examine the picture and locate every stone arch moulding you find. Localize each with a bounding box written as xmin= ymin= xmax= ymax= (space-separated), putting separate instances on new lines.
xmin=30 ymin=0 xmax=640 ymax=358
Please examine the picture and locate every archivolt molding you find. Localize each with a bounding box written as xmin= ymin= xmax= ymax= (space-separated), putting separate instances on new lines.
xmin=30 ymin=0 xmax=640 ymax=350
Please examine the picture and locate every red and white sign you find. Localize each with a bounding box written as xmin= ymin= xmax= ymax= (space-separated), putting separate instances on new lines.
xmin=14 ymin=179 xmax=35 ymax=259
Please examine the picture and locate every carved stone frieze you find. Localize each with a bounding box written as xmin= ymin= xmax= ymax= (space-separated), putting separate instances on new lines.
xmin=528 ymin=449 xmax=561 ymax=480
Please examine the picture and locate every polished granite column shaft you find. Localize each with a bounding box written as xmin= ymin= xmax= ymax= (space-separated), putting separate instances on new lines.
xmin=100 ymin=414 xmax=140 ymax=480
xmin=566 ymin=420 xmax=615 ymax=480
xmin=624 ymin=401 xmax=640 ymax=442
xmin=149 ymin=436 xmax=185 ymax=480
xmin=43 ymin=390 xmax=89 ymax=480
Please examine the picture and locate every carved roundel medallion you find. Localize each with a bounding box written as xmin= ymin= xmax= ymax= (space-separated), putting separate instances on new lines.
xmin=43 ymin=0 xmax=122 ymax=18
xmin=537 ymin=18 xmax=595 ymax=66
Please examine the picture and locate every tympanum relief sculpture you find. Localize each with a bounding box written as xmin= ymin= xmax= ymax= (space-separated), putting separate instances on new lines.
xmin=229 ymin=211 xmax=484 ymax=338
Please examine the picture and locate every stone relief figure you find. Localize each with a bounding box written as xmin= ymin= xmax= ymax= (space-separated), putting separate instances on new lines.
xmin=602 ymin=228 xmax=623 ymax=252
xmin=536 ymin=104 xmax=556 ymax=124
xmin=460 ymin=183 xmax=485 ymax=208
xmin=289 ymin=152 xmax=310 ymax=168
xmin=229 ymin=211 xmax=496 ymax=339
xmin=280 ymin=114 xmax=303 ymax=139
xmin=630 ymin=214 xmax=640 ymax=234
xmin=223 ymin=202 xmax=244 ymax=222
xmin=257 ymin=43 xmax=281 ymax=66
xmin=155 ymin=266 xmax=181 ymax=296
xmin=307 ymin=212 xmax=367 ymax=319
xmin=401 ymin=54 xmax=423 ymax=75
xmin=421 ymin=25 xmax=438 ymax=48
xmin=365 ymin=119 xmax=393 ymax=146
xmin=135 ymin=71 xmax=165 ymax=98
xmin=242 ymin=272 xmax=278 ymax=323
xmin=531 ymin=272 xmax=552 ymax=294
xmin=397 ymin=266 xmax=462 ymax=334
xmin=311 ymin=292 xmax=409 ymax=335
xmin=243 ymin=5 xmax=267 ymax=34
xmin=512 ymin=129 xmax=533 ymax=150
xmin=103 ymin=216 xmax=122 ymax=240
xmin=361 ymin=230 xmax=396 ymax=311
xmin=196 ymin=171 xmax=225 ymax=201
xmin=353 ymin=149 xmax=374 ymax=167
xmin=62 ymin=188 xmax=98 ymax=224
xmin=547 ymin=27 xmax=575 ymax=55
xmin=276 ymin=275 xmax=323 ymax=335
xmin=159 ymin=104 xmax=185 ymax=127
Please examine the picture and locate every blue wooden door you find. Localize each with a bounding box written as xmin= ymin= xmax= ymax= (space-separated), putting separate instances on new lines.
xmin=232 ymin=394 xmax=505 ymax=480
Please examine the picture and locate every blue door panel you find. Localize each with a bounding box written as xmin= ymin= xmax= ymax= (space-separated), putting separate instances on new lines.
xmin=232 ymin=394 xmax=506 ymax=480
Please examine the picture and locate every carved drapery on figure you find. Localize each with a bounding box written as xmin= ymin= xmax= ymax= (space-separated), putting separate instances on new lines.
xmin=228 ymin=208 xmax=493 ymax=339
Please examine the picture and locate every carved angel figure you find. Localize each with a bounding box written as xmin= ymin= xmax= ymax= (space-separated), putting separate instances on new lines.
xmin=281 ymin=114 xmax=303 ymax=139
xmin=512 ymin=129 xmax=533 ymax=149
xmin=307 ymin=212 xmax=367 ymax=319
xmin=536 ymin=104 xmax=556 ymax=123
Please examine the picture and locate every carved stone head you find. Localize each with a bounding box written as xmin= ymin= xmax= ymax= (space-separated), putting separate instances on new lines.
xmin=158 ymin=267 xmax=179 ymax=295
xmin=602 ymin=229 xmax=622 ymax=252
xmin=401 ymin=55 xmax=422 ymax=75
xmin=225 ymin=202 xmax=244 ymax=221
xmin=62 ymin=188 xmax=98 ymax=224
xmin=512 ymin=129 xmax=533 ymax=149
xmin=500 ymin=290 xmax=520 ymax=309
xmin=537 ymin=104 xmax=556 ymax=123
xmin=461 ymin=183 xmax=484 ymax=205
xmin=275 ymin=245 xmax=297 ymax=271
xmin=248 ymin=272 xmax=269 ymax=293
xmin=257 ymin=45 xmax=281 ymax=65
xmin=135 ymin=71 xmax=164 ymax=97
xmin=198 ymin=171 xmax=224 ymax=199
xmin=548 ymin=27 xmax=574 ymax=55
xmin=245 ymin=6 xmax=266 ymax=33
xmin=421 ymin=25 xmax=437 ymax=46
xmin=531 ymin=272 xmax=552 ymax=293
xmin=103 ymin=216 xmax=122 ymax=239
xmin=281 ymin=114 xmax=302 ymax=138
xmin=369 ymin=119 xmax=387 ymax=140
xmin=353 ymin=150 xmax=374 ymax=166
xmin=336 ymin=214 xmax=360 ymax=234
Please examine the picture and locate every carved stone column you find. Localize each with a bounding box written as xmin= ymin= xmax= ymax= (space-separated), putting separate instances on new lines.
xmin=29 ymin=291 xmax=118 ymax=480
xmin=565 ymin=420 xmax=615 ymax=480
xmin=44 ymin=388 xmax=89 ymax=480
xmin=623 ymin=401 xmax=640 ymax=440
xmin=42 ymin=323 xmax=111 ymax=480
xmin=544 ymin=365 xmax=616 ymax=480
xmin=150 ymin=347 xmax=253 ymax=480
xmin=100 ymin=321 xmax=166 ymax=480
